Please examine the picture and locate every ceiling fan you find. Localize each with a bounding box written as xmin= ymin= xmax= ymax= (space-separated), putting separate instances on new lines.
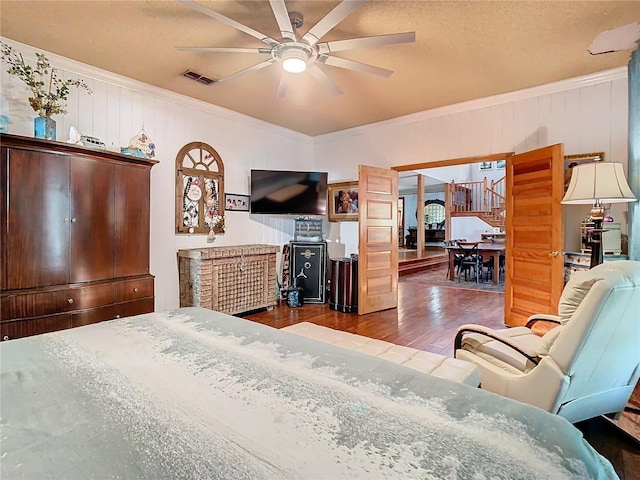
xmin=176 ymin=0 xmax=416 ymax=97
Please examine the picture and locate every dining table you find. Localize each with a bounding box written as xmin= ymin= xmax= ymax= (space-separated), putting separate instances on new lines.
xmin=444 ymin=242 xmax=506 ymax=284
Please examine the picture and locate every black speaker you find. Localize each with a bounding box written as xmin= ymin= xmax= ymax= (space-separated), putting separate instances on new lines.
xmin=289 ymin=241 xmax=327 ymax=303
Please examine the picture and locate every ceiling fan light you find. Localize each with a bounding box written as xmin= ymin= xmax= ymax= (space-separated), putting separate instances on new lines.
xmin=281 ymin=49 xmax=309 ymax=73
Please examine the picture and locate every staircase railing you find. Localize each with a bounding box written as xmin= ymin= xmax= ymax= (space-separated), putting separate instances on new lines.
xmin=486 ymin=176 xmax=506 ymax=213
xmin=448 ymin=176 xmax=506 ymax=226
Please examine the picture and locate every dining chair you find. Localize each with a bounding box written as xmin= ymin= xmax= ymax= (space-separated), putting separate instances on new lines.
xmin=457 ymin=242 xmax=482 ymax=283
xmin=444 ymin=240 xmax=463 ymax=279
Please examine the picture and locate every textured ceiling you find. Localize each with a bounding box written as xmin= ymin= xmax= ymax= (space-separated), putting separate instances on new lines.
xmin=1 ymin=1 xmax=639 ymax=136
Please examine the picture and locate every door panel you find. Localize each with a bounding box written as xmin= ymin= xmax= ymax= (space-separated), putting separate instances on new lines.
xmin=115 ymin=165 xmax=151 ymax=277
xmin=4 ymin=149 xmax=70 ymax=289
xmin=358 ymin=165 xmax=398 ymax=315
xmin=70 ymin=157 xmax=115 ymax=283
xmin=505 ymin=144 xmax=564 ymax=326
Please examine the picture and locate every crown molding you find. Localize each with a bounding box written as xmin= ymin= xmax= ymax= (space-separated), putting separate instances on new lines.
xmin=0 ymin=37 xmax=314 ymax=145
xmin=314 ymin=66 xmax=628 ymax=144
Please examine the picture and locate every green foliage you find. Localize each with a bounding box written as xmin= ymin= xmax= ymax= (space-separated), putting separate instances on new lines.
xmin=1 ymin=42 xmax=92 ymax=116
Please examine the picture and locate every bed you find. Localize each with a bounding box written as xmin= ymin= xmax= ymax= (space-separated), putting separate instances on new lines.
xmin=1 ymin=307 xmax=617 ymax=479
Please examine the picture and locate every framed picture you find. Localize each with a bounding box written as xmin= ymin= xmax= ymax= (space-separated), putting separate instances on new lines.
xmin=225 ymin=193 xmax=250 ymax=212
xmin=328 ymin=181 xmax=358 ymax=222
xmin=496 ymin=160 xmax=506 ymax=169
xmin=479 ymin=161 xmax=493 ymax=171
xmin=564 ymin=152 xmax=604 ymax=192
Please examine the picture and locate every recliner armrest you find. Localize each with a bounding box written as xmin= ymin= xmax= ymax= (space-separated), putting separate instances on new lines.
xmin=454 ymin=324 xmax=540 ymax=365
xmin=525 ymin=314 xmax=562 ymax=329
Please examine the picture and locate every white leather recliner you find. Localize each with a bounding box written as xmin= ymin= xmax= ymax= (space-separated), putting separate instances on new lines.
xmin=454 ymin=260 xmax=640 ymax=424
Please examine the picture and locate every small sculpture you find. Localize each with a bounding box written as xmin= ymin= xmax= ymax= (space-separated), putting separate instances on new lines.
xmin=67 ymin=126 xmax=82 ymax=144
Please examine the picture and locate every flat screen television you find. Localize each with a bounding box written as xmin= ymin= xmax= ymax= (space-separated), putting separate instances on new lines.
xmin=250 ymin=169 xmax=328 ymax=215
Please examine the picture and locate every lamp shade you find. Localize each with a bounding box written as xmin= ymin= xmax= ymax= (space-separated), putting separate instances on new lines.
xmin=562 ymin=162 xmax=637 ymax=204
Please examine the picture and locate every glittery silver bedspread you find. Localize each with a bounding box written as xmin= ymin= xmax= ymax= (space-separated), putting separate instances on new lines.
xmin=1 ymin=307 xmax=617 ymax=479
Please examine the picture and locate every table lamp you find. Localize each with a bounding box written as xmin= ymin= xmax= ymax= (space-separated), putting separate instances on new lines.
xmin=562 ymin=162 xmax=636 ymax=268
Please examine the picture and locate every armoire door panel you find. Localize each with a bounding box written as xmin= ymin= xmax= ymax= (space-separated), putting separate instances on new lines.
xmin=4 ymin=149 xmax=70 ymax=289
xmin=115 ymin=165 xmax=151 ymax=277
xmin=70 ymin=158 xmax=116 ymax=283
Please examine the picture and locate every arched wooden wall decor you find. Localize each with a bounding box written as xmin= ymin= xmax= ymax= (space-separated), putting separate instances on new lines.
xmin=175 ymin=142 xmax=225 ymax=234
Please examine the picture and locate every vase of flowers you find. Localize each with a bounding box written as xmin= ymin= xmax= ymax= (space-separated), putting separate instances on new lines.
xmin=207 ymin=214 xmax=225 ymax=242
xmin=0 ymin=42 xmax=92 ymax=140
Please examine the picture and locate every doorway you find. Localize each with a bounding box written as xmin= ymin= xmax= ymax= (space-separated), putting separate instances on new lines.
xmin=394 ymin=153 xmax=511 ymax=272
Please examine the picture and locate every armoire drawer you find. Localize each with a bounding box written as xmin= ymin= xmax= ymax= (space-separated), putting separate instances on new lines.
xmin=115 ymin=298 xmax=155 ymax=318
xmin=1 ymin=283 xmax=116 ymax=319
xmin=115 ymin=277 xmax=154 ymax=302
xmin=71 ymin=304 xmax=123 ymax=329
xmin=1 ymin=313 xmax=72 ymax=341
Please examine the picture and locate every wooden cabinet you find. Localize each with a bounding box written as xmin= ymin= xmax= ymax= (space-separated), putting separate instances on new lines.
xmin=564 ymin=251 xmax=628 ymax=283
xmin=0 ymin=134 xmax=157 ymax=340
xmin=405 ymin=227 xmax=445 ymax=248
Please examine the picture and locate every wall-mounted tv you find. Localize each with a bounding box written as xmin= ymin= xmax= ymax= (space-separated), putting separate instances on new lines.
xmin=250 ymin=169 xmax=328 ymax=215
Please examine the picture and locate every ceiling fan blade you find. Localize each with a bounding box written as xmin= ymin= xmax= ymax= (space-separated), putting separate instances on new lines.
xmin=321 ymin=56 xmax=393 ymax=77
xmin=178 ymin=0 xmax=278 ymax=46
xmin=588 ymin=22 xmax=640 ymax=55
xmin=317 ymin=32 xmax=416 ymax=54
xmin=216 ymin=58 xmax=277 ymax=83
xmin=276 ymin=74 xmax=288 ymax=98
xmin=269 ymin=0 xmax=295 ymax=41
xmin=176 ymin=47 xmax=272 ymax=54
xmin=301 ymin=0 xmax=366 ymax=46
xmin=308 ymin=65 xmax=343 ymax=95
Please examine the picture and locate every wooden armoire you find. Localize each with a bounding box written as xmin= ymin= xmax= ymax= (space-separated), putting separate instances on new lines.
xmin=0 ymin=134 xmax=157 ymax=340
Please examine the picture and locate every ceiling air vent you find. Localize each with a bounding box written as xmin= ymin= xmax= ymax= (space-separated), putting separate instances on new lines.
xmin=182 ymin=70 xmax=216 ymax=85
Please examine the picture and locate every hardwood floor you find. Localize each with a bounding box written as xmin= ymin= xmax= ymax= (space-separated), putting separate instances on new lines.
xmin=243 ymin=278 xmax=639 ymax=479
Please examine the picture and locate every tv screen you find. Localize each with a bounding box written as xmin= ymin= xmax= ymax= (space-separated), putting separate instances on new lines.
xmin=250 ymin=169 xmax=328 ymax=215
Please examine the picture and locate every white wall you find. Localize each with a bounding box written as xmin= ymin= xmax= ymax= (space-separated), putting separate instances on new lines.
xmin=315 ymin=68 xmax=630 ymax=254
xmin=450 ymin=217 xmax=494 ymax=244
xmin=1 ymin=38 xmax=314 ymax=312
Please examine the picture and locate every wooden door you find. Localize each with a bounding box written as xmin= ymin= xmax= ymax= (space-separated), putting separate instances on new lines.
xmin=70 ymin=157 xmax=115 ymax=283
xmin=115 ymin=164 xmax=151 ymax=277
xmin=358 ymin=165 xmax=398 ymax=314
xmin=505 ymin=144 xmax=565 ymax=326
xmin=3 ymin=148 xmax=70 ymax=289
